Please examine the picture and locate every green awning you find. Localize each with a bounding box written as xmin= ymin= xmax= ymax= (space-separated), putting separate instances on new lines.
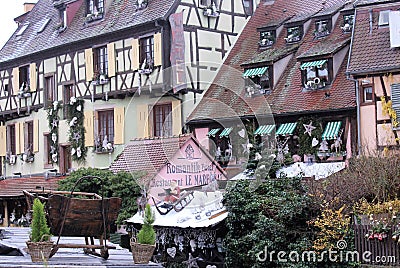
xmin=220 ymin=127 xmax=233 ymax=137
xmin=254 ymin=125 xmax=275 ymax=136
xmin=300 ymin=60 xmax=327 ymax=70
xmin=207 ymin=128 xmax=220 ymax=137
xmin=243 ymin=67 xmax=268 ymax=77
xmin=275 ymin=123 xmax=297 ymax=135
xmin=322 ymin=121 xmax=342 ymax=140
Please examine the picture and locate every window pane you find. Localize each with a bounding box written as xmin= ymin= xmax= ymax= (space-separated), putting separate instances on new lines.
xmin=98 ymin=110 xmax=114 ymax=144
xmin=153 ymin=104 xmax=172 ymax=137
xmin=364 ymin=87 xmax=373 ymax=102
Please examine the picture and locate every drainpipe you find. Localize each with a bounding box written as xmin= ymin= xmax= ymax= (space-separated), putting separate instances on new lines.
xmin=346 ymin=8 xmax=362 ymax=155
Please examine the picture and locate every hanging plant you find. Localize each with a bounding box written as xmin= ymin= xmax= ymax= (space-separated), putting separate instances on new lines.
xmin=47 ymin=101 xmax=62 ymax=164
xmin=67 ymin=97 xmax=87 ymax=163
xmin=296 ymin=116 xmax=323 ymax=156
xmin=380 ymin=96 xmax=399 ymax=128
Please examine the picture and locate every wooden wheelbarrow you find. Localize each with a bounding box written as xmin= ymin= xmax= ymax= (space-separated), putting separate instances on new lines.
xmin=24 ymin=176 xmax=122 ymax=259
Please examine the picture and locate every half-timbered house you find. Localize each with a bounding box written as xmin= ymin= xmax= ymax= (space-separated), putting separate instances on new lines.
xmin=347 ymin=0 xmax=400 ymax=154
xmin=0 ymin=0 xmax=257 ymax=178
xmin=187 ymin=0 xmax=357 ymax=178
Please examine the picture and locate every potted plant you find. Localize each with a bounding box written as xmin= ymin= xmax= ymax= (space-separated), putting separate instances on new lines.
xmin=130 ymin=204 xmax=156 ymax=264
xmin=26 ymin=198 xmax=53 ymax=262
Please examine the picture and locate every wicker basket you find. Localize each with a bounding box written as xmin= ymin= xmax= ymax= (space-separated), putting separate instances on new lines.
xmin=26 ymin=241 xmax=54 ymax=262
xmin=130 ymin=238 xmax=155 ymax=264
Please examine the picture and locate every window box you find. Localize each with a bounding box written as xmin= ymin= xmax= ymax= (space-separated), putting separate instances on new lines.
xmin=20 ymin=152 xmax=35 ymax=163
xmin=85 ymin=12 xmax=103 ymax=23
xmin=93 ymin=140 xmax=114 ymax=154
xmin=6 ymin=154 xmax=17 ymax=165
xmin=91 ymin=73 xmax=109 ymax=85
xmin=136 ymin=0 xmax=148 ymax=10
xmin=17 ymin=81 xmax=31 ymax=98
xmin=203 ymin=4 xmax=219 ymax=17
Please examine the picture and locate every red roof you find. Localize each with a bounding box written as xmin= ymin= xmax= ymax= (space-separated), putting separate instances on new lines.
xmin=0 ymin=176 xmax=64 ymax=198
xmin=347 ymin=2 xmax=400 ymax=75
xmin=188 ymin=0 xmax=356 ymax=122
xmin=109 ymin=135 xmax=192 ymax=178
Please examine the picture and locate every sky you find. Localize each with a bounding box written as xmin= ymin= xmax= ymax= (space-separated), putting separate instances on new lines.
xmin=0 ymin=0 xmax=38 ymax=49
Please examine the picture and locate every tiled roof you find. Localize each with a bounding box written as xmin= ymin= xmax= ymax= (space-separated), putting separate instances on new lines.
xmin=188 ymin=0 xmax=356 ymax=122
xmin=0 ymin=0 xmax=176 ymax=64
xmin=347 ymin=2 xmax=400 ymax=75
xmin=354 ymin=0 xmax=397 ymax=7
xmin=297 ymin=38 xmax=349 ymax=59
xmin=0 ymin=176 xmax=64 ymax=198
xmin=109 ymin=135 xmax=192 ymax=178
xmin=243 ymin=44 xmax=299 ymax=65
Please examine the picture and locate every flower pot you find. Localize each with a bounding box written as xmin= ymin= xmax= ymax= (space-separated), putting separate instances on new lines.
xmin=26 ymin=240 xmax=54 ymax=262
xmin=130 ymin=240 xmax=155 ymax=264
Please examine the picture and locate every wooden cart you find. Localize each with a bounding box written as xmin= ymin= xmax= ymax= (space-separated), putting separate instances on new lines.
xmin=24 ymin=176 xmax=122 ymax=259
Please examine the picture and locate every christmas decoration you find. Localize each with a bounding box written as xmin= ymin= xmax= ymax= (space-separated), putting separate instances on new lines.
xmin=311 ymin=137 xmax=319 ymax=147
xmin=303 ymin=121 xmax=316 ymax=136
xmin=66 ymin=98 xmax=87 ymax=163
xmin=47 ymin=101 xmax=61 ymax=164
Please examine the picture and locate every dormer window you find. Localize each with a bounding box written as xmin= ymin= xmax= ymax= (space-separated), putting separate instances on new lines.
xmin=56 ymin=9 xmax=67 ymax=32
xmin=300 ymin=59 xmax=331 ymax=90
xmin=285 ymin=26 xmax=302 ymax=43
xmin=243 ymin=66 xmax=271 ymax=96
xmin=259 ymin=30 xmax=275 ymax=48
xmin=341 ymin=14 xmax=354 ymax=33
xmin=86 ymin=0 xmax=104 ymax=22
xmin=314 ymin=19 xmax=331 ymax=38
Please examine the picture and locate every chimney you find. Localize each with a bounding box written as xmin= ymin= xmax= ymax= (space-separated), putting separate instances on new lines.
xmin=23 ymin=2 xmax=36 ymax=13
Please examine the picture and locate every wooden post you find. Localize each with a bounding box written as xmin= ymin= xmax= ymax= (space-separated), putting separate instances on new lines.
xmin=3 ymin=200 xmax=8 ymax=227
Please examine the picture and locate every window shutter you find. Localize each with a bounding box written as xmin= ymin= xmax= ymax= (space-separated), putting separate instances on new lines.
xmin=137 ymin=104 xmax=149 ymax=138
xmin=29 ymin=63 xmax=37 ymax=92
xmin=154 ymin=32 xmax=162 ymax=67
xmin=12 ymin=67 xmax=19 ymax=95
xmin=15 ymin=122 xmax=22 ymax=155
xmin=107 ymin=42 xmax=116 ymax=77
xmin=33 ymin=120 xmax=39 ymax=152
xmin=391 ymin=83 xmax=400 ymax=121
xmin=0 ymin=126 xmax=6 ymax=157
xmin=114 ymin=107 xmax=125 ymax=145
xmin=172 ymin=99 xmax=182 ymax=136
xmin=84 ymin=111 xmax=94 ymax=147
xmin=131 ymin=38 xmax=140 ymax=71
xmin=85 ymin=48 xmax=94 ymax=82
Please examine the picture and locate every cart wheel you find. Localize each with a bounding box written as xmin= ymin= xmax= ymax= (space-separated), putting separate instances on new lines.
xmin=100 ymin=248 xmax=109 ymax=260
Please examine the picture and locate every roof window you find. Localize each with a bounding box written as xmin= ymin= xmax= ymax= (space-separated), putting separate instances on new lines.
xmin=16 ymin=23 xmax=30 ymax=37
xmin=37 ymin=18 xmax=51 ymax=33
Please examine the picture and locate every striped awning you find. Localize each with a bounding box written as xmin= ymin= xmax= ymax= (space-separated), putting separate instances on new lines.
xmin=220 ymin=127 xmax=233 ymax=137
xmin=275 ymin=122 xmax=297 ymax=136
xmin=300 ymin=60 xmax=327 ymax=70
xmin=254 ymin=125 xmax=275 ymax=136
xmin=322 ymin=121 xmax=342 ymax=140
xmin=207 ymin=128 xmax=220 ymax=137
xmin=243 ymin=67 xmax=268 ymax=77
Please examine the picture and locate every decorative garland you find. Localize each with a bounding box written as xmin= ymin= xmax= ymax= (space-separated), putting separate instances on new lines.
xmin=47 ymin=101 xmax=62 ymax=164
xmin=67 ymin=97 xmax=87 ymax=163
